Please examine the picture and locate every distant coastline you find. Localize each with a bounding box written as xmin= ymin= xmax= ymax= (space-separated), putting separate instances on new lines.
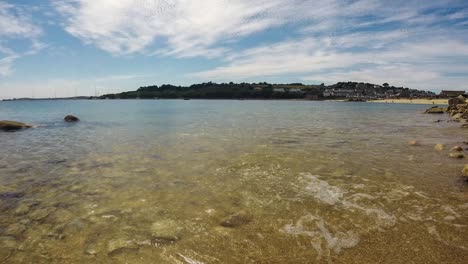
xmin=2 ymin=81 xmax=464 ymax=102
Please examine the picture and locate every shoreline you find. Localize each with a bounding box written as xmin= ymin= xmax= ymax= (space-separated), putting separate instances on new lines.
xmin=368 ymin=99 xmax=448 ymax=105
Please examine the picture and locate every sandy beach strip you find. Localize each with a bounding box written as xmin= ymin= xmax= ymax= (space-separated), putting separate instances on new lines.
xmin=368 ymin=99 xmax=448 ymax=105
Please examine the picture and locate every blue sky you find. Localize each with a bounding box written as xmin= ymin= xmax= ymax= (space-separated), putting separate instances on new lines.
xmin=1 ymin=0 xmax=468 ymax=99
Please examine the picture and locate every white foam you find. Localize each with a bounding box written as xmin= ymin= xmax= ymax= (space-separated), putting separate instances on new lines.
xmin=282 ymin=214 xmax=360 ymax=259
xmin=302 ymin=174 xmax=344 ymax=205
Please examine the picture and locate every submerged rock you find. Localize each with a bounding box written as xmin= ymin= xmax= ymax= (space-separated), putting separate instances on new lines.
xmin=29 ymin=207 xmax=56 ymax=221
xmin=107 ymin=239 xmax=138 ymax=255
xmin=64 ymin=115 xmax=79 ymax=122
xmin=150 ymin=220 xmax=183 ymax=243
xmin=0 ymin=120 xmax=32 ymax=131
xmin=451 ymin=146 xmax=463 ymax=152
xmin=220 ymin=211 xmax=253 ymax=228
xmin=449 ymin=153 xmax=464 ymax=159
xmin=0 ymin=236 xmax=18 ymax=249
xmin=462 ymin=165 xmax=468 ymax=177
xmin=85 ymin=243 xmax=100 ymax=256
xmin=4 ymin=223 xmax=26 ymax=237
xmin=408 ymin=140 xmax=420 ymax=146
xmin=434 ymin=144 xmax=445 ymax=151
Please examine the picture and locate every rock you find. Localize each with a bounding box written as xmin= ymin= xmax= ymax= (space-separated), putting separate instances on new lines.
xmin=84 ymin=241 xmax=101 ymax=255
xmin=451 ymin=146 xmax=463 ymax=152
xmin=14 ymin=203 xmax=32 ymax=215
xmin=0 ymin=120 xmax=32 ymax=131
xmin=456 ymin=104 xmax=468 ymax=111
xmin=453 ymin=113 xmax=463 ymax=120
xmin=0 ymin=236 xmax=18 ymax=259
xmin=150 ymin=220 xmax=183 ymax=242
xmin=0 ymin=236 xmax=18 ymax=249
xmin=220 ymin=211 xmax=253 ymax=228
xmin=64 ymin=115 xmax=79 ymax=122
xmin=424 ymin=106 xmax=446 ymax=114
xmin=449 ymin=97 xmax=465 ymax=108
xmin=408 ymin=140 xmax=420 ymax=146
xmin=434 ymin=144 xmax=445 ymax=151
xmin=462 ymin=123 xmax=468 ymax=128
xmin=462 ymin=165 xmax=468 ymax=177
xmin=449 ymin=152 xmax=464 ymax=159
xmin=29 ymin=207 xmax=56 ymax=221
xmin=107 ymin=239 xmax=138 ymax=255
xmin=4 ymin=223 xmax=26 ymax=237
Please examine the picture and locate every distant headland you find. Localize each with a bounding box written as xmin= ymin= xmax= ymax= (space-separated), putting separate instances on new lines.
xmin=100 ymin=81 xmax=465 ymax=101
xmin=3 ymin=82 xmax=466 ymax=102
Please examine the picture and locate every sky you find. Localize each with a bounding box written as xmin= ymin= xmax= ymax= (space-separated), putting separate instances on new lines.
xmin=0 ymin=0 xmax=468 ymax=99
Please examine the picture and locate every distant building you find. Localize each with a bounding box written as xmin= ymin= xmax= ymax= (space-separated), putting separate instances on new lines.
xmin=440 ymin=90 xmax=465 ymax=97
xmin=323 ymin=89 xmax=355 ymax=98
xmin=323 ymin=89 xmax=333 ymax=97
xmin=289 ymin=88 xmax=304 ymax=93
xmin=273 ymin=88 xmax=285 ymax=93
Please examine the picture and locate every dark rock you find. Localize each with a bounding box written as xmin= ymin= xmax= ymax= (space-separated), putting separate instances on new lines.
xmin=451 ymin=146 xmax=463 ymax=152
xmin=0 ymin=192 xmax=25 ymax=199
xmin=0 ymin=121 xmax=32 ymax=131
xmin=64 ymin=115 xmax=79 ymax=122
xmin=220 ymin=211 xmax=253 ymax=227
xmin=448 ymin=97 xmax=465 ymax=108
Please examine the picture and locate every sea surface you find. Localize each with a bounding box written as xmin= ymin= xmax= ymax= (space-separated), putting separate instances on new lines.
xmin=0 ymin=100 xmax=467 ymax=263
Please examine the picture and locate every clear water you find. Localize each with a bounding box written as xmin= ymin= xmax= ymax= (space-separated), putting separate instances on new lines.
xmin=0 ymin=100 xmax=467 ymax=263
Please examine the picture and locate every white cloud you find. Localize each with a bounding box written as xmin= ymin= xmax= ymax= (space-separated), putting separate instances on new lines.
xmin=0 ymin=1 xmax=44 ymax=76
xmin=53 ymin=0 xmax=289 ymax=57
xmin=192 ymin=28 xmax=468 ymax=91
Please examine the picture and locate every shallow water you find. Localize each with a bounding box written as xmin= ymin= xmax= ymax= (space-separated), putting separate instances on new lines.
xmin=0 ymin=100 xmax=467 ymax=263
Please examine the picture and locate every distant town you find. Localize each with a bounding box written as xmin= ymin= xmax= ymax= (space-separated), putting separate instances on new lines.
xmin=2 ymin=82 xmax=466 ymax=101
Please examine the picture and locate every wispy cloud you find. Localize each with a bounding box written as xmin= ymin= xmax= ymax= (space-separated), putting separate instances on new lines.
xmin=0 ymin=1 xmax=44 ymax=76
xmin=52 ymin=0 xmax=286 ymax=57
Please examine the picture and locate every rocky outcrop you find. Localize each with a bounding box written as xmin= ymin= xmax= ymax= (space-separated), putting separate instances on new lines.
xmin=64 ymin=115 xmax=79 ymax=122
xmin=448 ymin=96 xmax=465 ymax=109
xmin=427 ymin=95 xmax=468 ymax=127
xmin=0 ymin=121 xmax=32 ymax=131
xmin=424 ymin=106 xmax=446 ymax=114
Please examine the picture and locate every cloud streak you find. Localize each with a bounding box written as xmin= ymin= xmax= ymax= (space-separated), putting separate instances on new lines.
xmin=0 ymin=1 xmax=44 ymax=76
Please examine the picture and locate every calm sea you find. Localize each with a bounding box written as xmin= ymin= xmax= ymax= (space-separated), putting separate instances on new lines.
xmin=0 ymin=100 xmax=467 ymax=263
